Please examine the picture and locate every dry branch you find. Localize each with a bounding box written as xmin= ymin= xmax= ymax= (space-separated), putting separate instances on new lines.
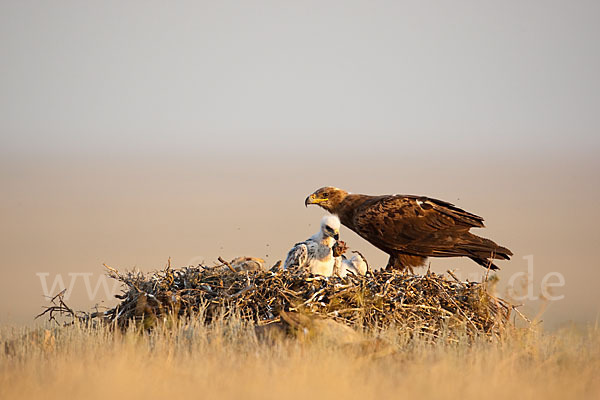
xmin=63 ymin=264 xmax=512 ymax=338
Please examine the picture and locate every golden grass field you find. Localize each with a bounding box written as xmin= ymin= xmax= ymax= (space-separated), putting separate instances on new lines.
xmin=1 ymin=318 xmax=599 ymax=400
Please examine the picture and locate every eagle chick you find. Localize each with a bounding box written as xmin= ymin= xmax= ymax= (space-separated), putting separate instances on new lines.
xmin=284 ymin=215 xmax=341 ymax=276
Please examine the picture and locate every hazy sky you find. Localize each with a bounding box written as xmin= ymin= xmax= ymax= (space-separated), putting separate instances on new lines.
xmin=1 ymin=1 xmax=599 ymax=159
xmin=1 ymin=1 xmax=599 ymax=328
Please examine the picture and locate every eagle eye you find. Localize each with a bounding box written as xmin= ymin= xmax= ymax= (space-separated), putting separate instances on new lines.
xmin=322 ymin=192 xmax=329 ymax=198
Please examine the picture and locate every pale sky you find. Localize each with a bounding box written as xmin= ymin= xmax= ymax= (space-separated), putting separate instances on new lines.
xmin=1 ymin=0 xmax=599 ymax=158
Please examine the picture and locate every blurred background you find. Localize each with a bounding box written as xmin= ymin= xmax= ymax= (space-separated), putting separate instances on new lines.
xmin=1 ymin=1 xmax=598 ymax=329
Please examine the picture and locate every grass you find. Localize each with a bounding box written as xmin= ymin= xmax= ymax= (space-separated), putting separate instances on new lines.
xmin=1 ymin=317 xmax=599 ymax=400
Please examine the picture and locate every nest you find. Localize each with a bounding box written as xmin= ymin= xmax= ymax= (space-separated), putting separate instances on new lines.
xmin=41 ymin=262 xmax=513 ymax=338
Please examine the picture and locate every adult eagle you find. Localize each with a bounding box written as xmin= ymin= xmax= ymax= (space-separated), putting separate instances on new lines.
xmin=305 ymin=187 xmax=512 ymax=272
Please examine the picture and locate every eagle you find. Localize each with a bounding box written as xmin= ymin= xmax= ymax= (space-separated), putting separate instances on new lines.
xmin=284 ymin=215 xmax=341 ymax=276
xmin=305 ymin=187 xmax=512 ymax=272
xmin=336 ymin=251 xmax=368 ymax=278
xmin=328 ymin=240 xmax=369 ymax=278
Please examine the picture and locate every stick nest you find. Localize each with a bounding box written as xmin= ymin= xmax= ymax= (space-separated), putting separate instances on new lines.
xmin=68 ymin=265 xmax=512 ymax=337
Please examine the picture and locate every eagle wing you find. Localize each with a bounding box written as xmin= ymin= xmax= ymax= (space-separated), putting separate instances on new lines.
xmin=351 ymin=195 xmax=485 ymax=256
xmin=284 ymin=242 xmax=309 ymax=270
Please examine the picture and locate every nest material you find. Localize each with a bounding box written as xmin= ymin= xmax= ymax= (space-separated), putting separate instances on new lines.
xmin=75 ymin=264 xmax=511 ymax=337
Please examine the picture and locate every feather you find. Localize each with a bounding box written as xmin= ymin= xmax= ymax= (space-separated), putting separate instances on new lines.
xmin=306 ymin=187 xmax=512 ymax=271
xmin=284 ymin=242 xmax=308 ymax=271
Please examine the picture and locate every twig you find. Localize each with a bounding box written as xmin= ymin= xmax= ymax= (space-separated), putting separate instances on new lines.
xmin=218 ymin=257 xmax=237 ymax=273
xmin=447 ymin=269 xmax=461 ymax=282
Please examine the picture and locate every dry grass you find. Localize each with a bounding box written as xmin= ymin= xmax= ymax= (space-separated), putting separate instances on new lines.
xmin=1 ymin=318 xmax=599 ymax=400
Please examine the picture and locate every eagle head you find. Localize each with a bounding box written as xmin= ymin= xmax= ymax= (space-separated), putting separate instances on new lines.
xmin=305 ymin=187 xmax=348 ymax=212
xmin=320 ymin=215 xmax=341 ymax=240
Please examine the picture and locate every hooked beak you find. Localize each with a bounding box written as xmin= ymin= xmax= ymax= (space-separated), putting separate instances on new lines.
xmin=333 ymin=232 xmax=339 ymax=240
xmin=305 ymin=193 xmax=328 ymax=207
xmin=304 ymin=195 xmax=312 ymax=207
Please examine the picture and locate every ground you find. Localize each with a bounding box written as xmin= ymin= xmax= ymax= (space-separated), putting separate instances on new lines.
xmin=1 ymin=319 xmax=599 ymax=400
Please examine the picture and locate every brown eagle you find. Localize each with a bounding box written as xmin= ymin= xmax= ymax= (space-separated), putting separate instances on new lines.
xmin=305 ymin=187 xmax=512 ymax=272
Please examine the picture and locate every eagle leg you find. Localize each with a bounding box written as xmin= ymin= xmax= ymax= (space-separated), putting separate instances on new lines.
xmin=385 ymin=254 xmax=425 ymax=275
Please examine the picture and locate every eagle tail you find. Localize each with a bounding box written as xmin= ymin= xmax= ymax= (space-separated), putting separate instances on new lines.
xmin=461 ymin=233 xmax=512 ymax=271
xmin=469 ymin=257 xmax=501 ymax=271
